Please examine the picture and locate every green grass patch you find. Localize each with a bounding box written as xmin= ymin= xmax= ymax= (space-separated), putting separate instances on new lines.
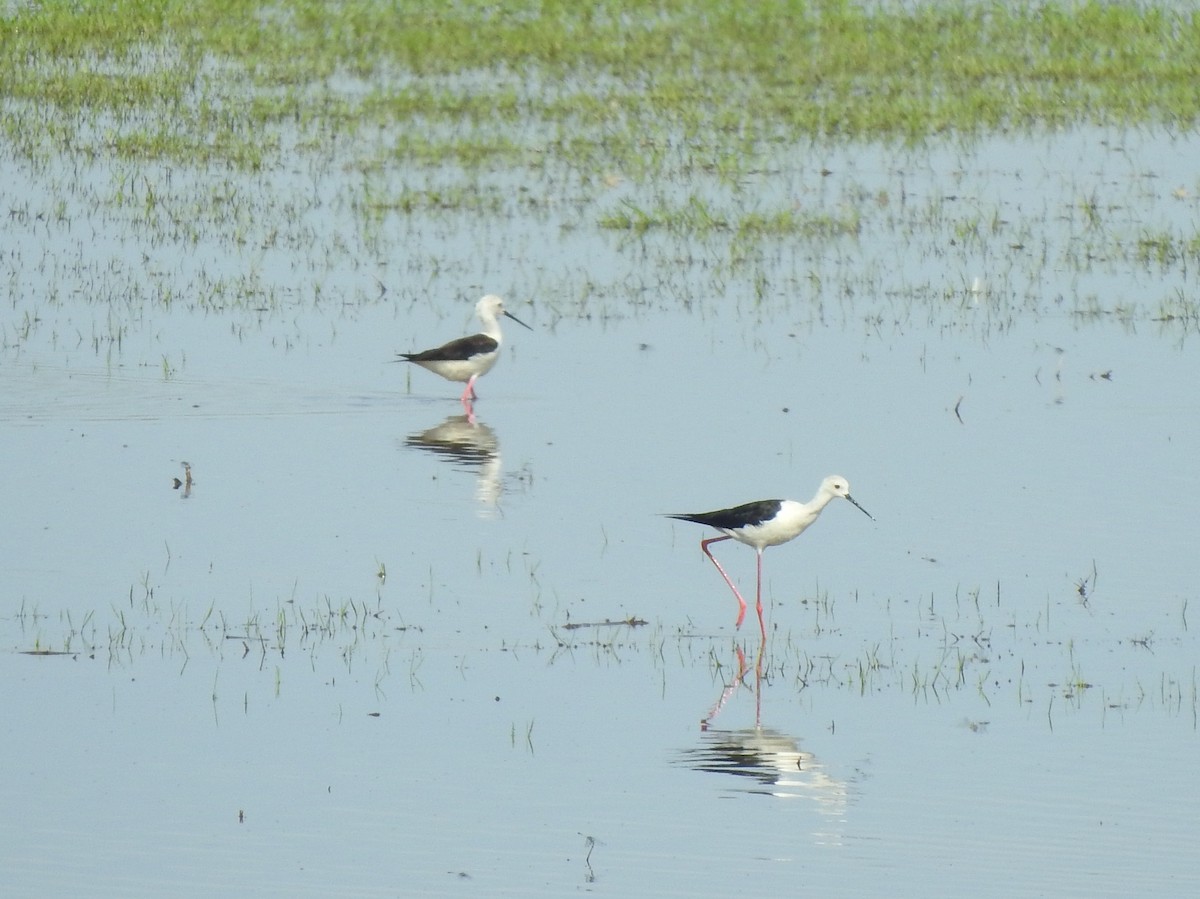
xmin=3 ymin=0 xmax=1197 ymax=273
xmin=600 ymin=196 xmax=859 ymax=239
xmin=2 ymin=0 xmax=1198 ymax=170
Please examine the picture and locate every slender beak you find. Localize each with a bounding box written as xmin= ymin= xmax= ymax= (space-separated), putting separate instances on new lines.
xmin=846 ymin=494 xmax=875 ymax=521
xmin=504 ymin=310 xmax=533 ymax=330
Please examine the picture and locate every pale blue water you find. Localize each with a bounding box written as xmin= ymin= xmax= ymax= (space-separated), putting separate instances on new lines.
xmin=2 ymin=122 xmax=1199 ymax=896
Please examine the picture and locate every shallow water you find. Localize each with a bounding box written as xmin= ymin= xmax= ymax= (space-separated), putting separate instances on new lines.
xmin=3 ymin=123 xmax=1199 ymax=897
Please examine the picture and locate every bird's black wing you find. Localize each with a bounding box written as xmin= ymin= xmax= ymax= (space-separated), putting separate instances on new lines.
xmin=666 ymin=500 xmax=783 ymax=530
xmin=400 ymin=333 xmax=498 ymax=363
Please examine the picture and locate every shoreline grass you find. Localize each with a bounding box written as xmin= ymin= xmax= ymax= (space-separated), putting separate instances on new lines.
xmin=2 ymin=1 xmax=1198 ymax=172
xmin=2 ymin=2 xmax=1197 ymax=330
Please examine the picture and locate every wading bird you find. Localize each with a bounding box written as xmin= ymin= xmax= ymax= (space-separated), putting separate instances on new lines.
xmin=666 ymin=475 xmax=874 ymax=637
xmin=397 ymin=294 xmax=531 ymax=413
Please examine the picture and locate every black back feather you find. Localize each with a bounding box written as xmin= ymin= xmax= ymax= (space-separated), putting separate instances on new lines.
xmin=666 ymin=499 xmax=783 ymax=531
xmin=400 ymin=333 xmax=499 ymax=363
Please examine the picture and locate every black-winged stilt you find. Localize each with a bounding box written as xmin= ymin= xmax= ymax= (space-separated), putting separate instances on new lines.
xmin=666 ymin=475 xmax=874 ymax=637
xmin=397 ymin=294 xmax=531 ymax=412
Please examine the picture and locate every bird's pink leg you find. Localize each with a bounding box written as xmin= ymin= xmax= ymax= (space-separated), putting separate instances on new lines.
xmin=460 ymin=374 xmax=480 ymax=404
xmin=755 ymin=549 xmax=767 ymax=640
xmin=700 ymin=536 xmax=748 ymax=628
xmin=460 ymin=377 xmax=481 ymax=421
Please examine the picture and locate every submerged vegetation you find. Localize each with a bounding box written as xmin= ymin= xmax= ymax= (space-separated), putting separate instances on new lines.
xmin=12 ymin=576 xmax=1197 ymax=724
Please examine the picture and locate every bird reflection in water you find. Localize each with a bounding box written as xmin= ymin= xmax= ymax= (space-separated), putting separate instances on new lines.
xmin=679 ymin=636 xmax=849 ymax=814
xmin=404 ymin=413 xmax=504 ymax=517
xmin=680 ymin=723 xmax=849 ymax=813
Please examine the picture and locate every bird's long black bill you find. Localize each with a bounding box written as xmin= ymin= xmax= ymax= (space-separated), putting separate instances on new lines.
xmin=504 ymin=310 xmax=533 ymax=330
xmin=847 ymin=495 xmax=875 ymax=521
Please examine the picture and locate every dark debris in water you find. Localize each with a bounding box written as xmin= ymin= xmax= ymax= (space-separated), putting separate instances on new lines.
xmin=561 ymin=616 xmax=648 ymax=631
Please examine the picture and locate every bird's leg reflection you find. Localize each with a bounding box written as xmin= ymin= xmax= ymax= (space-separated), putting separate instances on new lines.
xmin=752 ymin=635 xmax=764 ymax=727
xmin=701 ymin=632 xmax=766 ymax=731
xmin=700 ymin=644 xmax=747 ymax=731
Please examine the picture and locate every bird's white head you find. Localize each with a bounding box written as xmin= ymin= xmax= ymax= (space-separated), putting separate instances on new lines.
xmin=822 ymin=475 xmax=851 ymax=497
xmin=476 ymin=294 xmax=506 ymax=318
xmin=820 ymin=475 xmax=874 ymax=520
xmin=476 ymin=293 xmax=532 ymax=331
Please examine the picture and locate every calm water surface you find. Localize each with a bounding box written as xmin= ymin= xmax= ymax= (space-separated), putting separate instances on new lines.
xmin=2 ymin=124 xmax=1199 ymax=896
